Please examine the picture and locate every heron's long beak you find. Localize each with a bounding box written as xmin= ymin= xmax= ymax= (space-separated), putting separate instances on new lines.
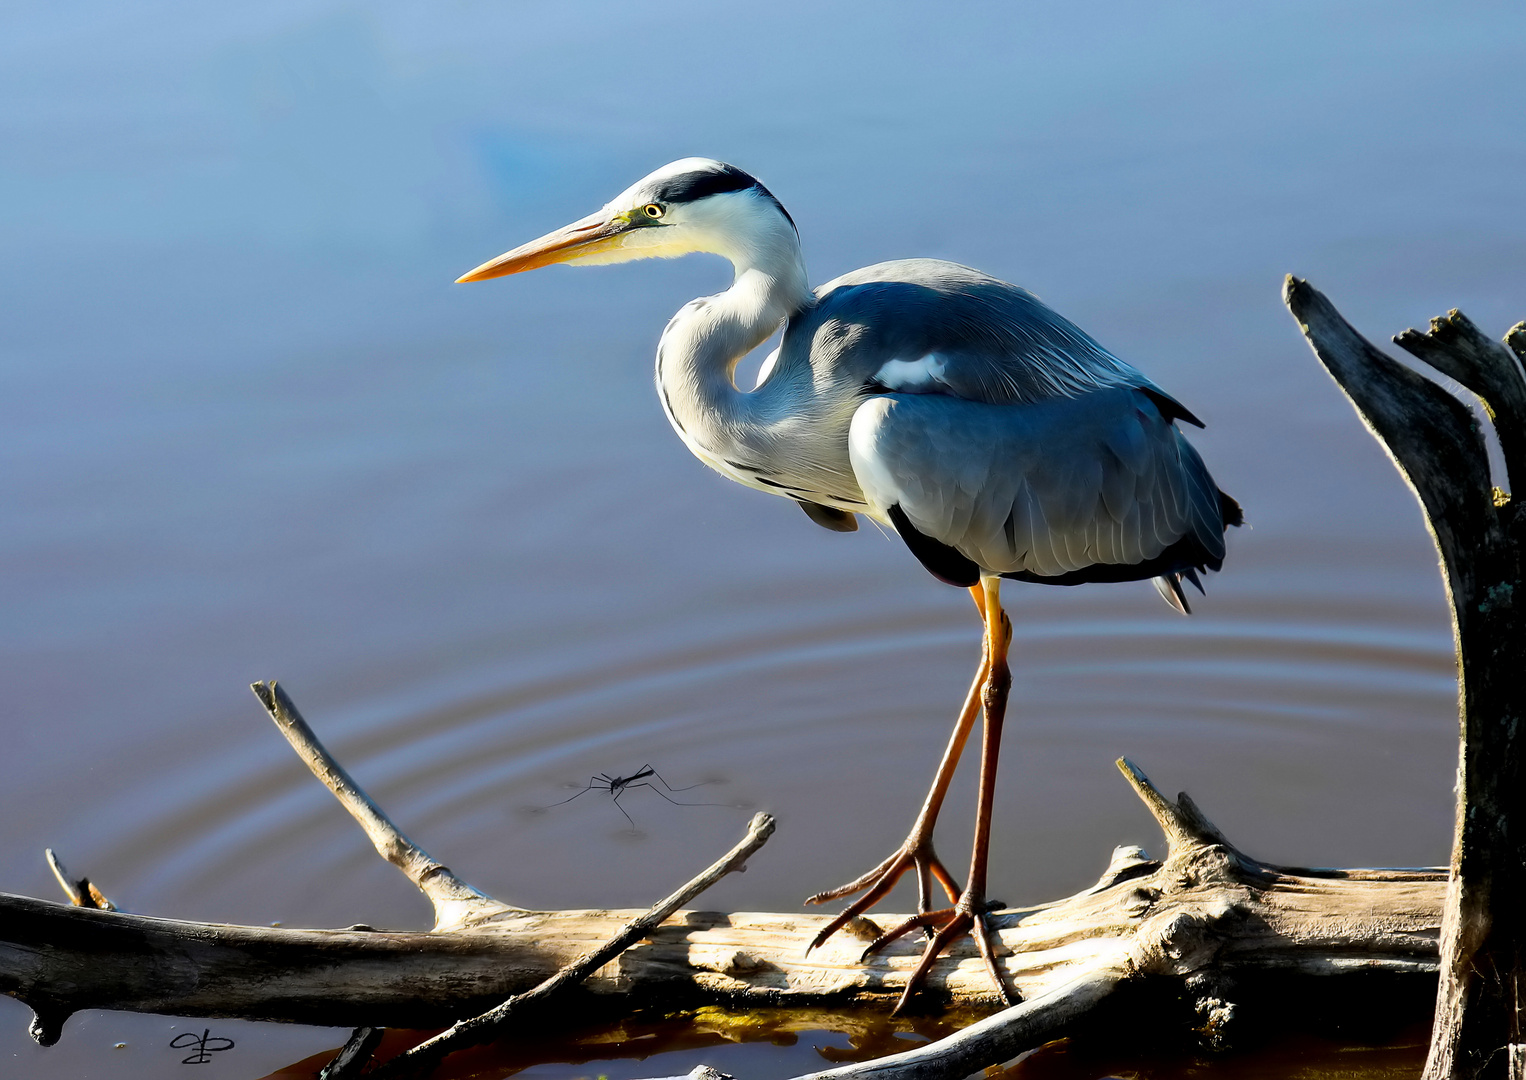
xmin=455 ymin=211 xmax=634 ymax=283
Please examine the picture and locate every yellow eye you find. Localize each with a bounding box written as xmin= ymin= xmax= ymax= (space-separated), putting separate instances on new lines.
xmin=643 ymin=203 xmax=665 ymax=219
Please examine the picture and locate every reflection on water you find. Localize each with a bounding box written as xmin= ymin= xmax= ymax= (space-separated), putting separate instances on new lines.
xmin=2 ymin=0 xmax=1523 ymax=1077
xmin=1002 ymin=1037 xmax=1429 ymax=1080
xmin=264 ymin=1009 xmax=1428 ymax=1080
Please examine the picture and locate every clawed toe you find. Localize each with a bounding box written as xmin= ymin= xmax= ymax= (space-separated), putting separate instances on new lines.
xmin=804 ymin=840 xmax=961 ymax=955
xmin=970 ymin=910 xmax=1019 ymax=1007
xmin=883 ymin=903 xmax=1018 ymax=1016
xmin=859 ymin=908 xmax=952 ymax=960
xmin=818 ymin=883 xmax=1018 ymax=1015
xmin=804 ymin=849 xmax=900 ymax=906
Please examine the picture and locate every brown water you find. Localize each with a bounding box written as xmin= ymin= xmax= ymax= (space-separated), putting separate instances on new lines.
xmin=3 ymin=2 xmax=1524 ymax=1077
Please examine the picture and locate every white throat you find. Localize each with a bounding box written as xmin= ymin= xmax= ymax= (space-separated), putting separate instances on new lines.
xmin=646 ymin=188 xmax=867 ymax=512
xmin=651 ymin=202 xmax=809 ymax=461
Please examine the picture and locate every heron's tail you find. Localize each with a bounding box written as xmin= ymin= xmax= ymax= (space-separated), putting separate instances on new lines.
xmin=1152 ymin=568 xmax=1203 ymax=615
xmin=1153 ymin=490 xmax=1242 ymax=614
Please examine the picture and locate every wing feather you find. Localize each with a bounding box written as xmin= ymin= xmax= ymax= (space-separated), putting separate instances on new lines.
xmin=800 ymin=259 xmax=1196 ymax=414
xmin=849 ymin=387 xmax=1227 ymax=584
xmin=1098 ymin=444 xmax=1138 ymax=524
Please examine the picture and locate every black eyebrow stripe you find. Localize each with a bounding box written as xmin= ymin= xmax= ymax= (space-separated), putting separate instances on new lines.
xmin=651 ymin=164 xmax=757 ymax=203
xmin=650 ymin=164 xmax=797 ymax=233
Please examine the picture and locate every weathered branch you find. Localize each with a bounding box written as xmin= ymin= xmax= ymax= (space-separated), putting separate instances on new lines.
xmin=320 ymin=1026 xmax=384 ymax=1080
xmin=1115 ymin=757 xmax=1236 ymax=857
xmin=374 ymin=812 xmax=776 ymax=1078
xmin=0 ymin=677 xmax=1451 ymax=1078
xmin=1282 ymin=279 xmax=1493 ymax=577
xmin=1393 ymin=311 xmax=1526 ymax=488
xmin=1285 ymin=279 xmax=1526 ymax=1080
xmin=0 ymin=725 xmax=1446 ymax=1056
xmin=44 ymin=849 xmax=114 ymax=912
xmin=793 ymin=965 xmax=1125 ymax=1080
xmin=253 ymin=680 xmax=513 ymax=931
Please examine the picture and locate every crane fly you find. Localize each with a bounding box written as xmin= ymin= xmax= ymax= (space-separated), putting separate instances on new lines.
xmin=543 ymin=765 xmax=723 ymax=827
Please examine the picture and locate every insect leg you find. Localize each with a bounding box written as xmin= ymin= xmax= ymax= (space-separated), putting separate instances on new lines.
xmin=540 ymin=777 xmax=603 ymax=809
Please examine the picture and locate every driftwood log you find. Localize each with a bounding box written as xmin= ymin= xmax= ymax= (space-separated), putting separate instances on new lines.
xmin=2 ymin=284 xmax=1521 ymax=1078
xmin=1285 ymin=280 xmax=1526 ymax=1080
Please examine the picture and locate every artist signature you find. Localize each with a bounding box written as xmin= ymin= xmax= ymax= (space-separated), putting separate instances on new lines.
xmin=170 ymin=1029 xmax=235 ymax=1064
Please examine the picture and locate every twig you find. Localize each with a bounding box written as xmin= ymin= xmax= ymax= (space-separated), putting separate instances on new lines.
xmin=319 ymin=1026 xmax=384 ymax=1080
xmin=787 ymin=964 xmax=1125 ymax=1080
xmin=1114 ymin=759 xmax=1234 ymax=856
xmin=371 ymin=812 xmax=776 ymax=1079
xmin=44 ymin=850 xmax=114 ymax=911
xmin=251 ymin=681 xmax=512 ymax=931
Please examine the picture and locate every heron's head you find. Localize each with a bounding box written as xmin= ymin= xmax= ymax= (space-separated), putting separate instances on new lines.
xmin=456 ymin=158 xmax=800 ymax=284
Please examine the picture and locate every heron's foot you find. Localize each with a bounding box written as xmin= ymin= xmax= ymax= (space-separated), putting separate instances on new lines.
xmin=803 ymin=837 xmax=961 ymax=953
xmin=863 ymin=893 xmax=1018 ymax=1015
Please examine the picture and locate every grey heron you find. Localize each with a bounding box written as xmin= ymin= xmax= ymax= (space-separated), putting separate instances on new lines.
xmin=457 ymin=158 xmax=1240 ymax=1011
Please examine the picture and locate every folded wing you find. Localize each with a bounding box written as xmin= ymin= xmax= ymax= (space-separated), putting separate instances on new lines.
xmin=848 ymin=387 xmax=1231 ymax=590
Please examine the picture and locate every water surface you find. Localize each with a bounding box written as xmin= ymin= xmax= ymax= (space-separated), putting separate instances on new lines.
xmin=3 ymin=2 xmax=1524 ymax=1076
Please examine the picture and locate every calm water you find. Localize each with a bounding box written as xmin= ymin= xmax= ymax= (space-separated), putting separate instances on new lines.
xmin=3 ymin=2 xmax=1524 ymax=1077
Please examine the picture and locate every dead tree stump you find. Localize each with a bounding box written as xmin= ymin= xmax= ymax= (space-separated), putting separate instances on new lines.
xmin=1285 ymin=279 xmax=1526 ymax=1080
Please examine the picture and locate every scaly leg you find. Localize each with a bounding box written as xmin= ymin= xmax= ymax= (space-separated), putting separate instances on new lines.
xmin=864 ymin=574 xmax=1018 ymax=1013
xmin=805 ymin=586 xmax=990 ymax=952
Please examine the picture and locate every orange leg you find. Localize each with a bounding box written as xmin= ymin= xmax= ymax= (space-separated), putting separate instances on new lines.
xmin=872 ymin=574 xmax=1016 ymax=1013
xmin=807 ymin=581 xmax=1019 ymax=1019
xmin=878 ymin=573 xmax=1019 ymax=1012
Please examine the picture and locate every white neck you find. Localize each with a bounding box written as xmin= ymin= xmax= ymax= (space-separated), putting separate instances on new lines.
xmin=654 ymin=199 xmax=812 ymax=442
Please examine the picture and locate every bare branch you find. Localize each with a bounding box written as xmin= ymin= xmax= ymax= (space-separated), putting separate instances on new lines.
xmin=1284 ymin=281 xmax=1526 ymax=1080
xmin=1114 ymin=758 xmax=1234 ymax=856
xmin=44 ymin=850 xmax=113 ymax=911
xmin=788 ymin=965 xmax=1125 ymax=1080
xmin=1283 ymin=276 xmax=1495 ymax=583
xmin=1393 ymin=310 xmax=1526 ymax=486
xmin=319 ymin=1026 xmax=384 ymax=1080
xmin=251 ymin=681 xmax=513 ymax=930
xmin=373 ymin=812 xmax=777 ymax=1079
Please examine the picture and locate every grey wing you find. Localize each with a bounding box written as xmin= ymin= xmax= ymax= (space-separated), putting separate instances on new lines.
xmin=847 ymin=386 xmax=1227 ymax=581
xmin=804 ymin=259 xmax=1199 ymax=423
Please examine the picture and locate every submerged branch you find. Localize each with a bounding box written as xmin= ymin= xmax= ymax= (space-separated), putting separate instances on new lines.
xmin=792 ymin=965 xmax=1126 ymax=1080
